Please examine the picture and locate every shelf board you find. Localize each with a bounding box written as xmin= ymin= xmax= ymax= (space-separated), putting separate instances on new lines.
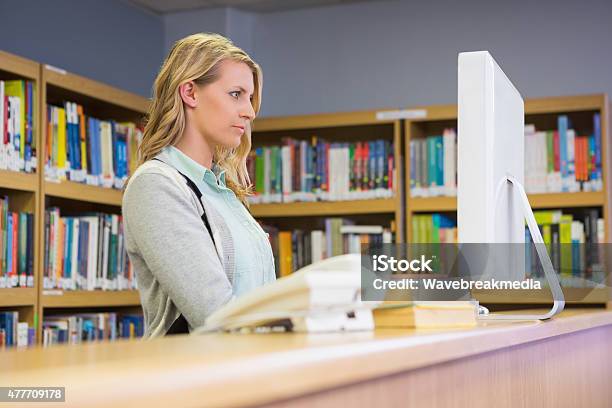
xmin=44 ymin=180 xmax=123 ymax=206
xmin=41 ymin=290 xmax=140 ymax=308
xmin=43 ymin=65 xmax=149 ymax=114
xmin=0 ymin=50 xmax=39 ymax=80
xmin=0 ymin=170 xmax=38 ymax=192
xmin=409 ymin=191 xmax=605 ymax=213
xmin=254 ymin=109 xmax=400 ymax=132
xmin=473 ymin=287 xmax=610 ymax=304
xmin=0 ymin=288 xmax=37 ymax=307
xmin=251 ymin=198 xmax=397 ymax=218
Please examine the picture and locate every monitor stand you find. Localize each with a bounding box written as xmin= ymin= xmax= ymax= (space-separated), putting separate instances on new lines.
xmin=477 ymin=174 xmax=565 ymax=321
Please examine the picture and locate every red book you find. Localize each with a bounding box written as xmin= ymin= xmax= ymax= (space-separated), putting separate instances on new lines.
xmin=362 ymin=142 xmax=369 ymax=191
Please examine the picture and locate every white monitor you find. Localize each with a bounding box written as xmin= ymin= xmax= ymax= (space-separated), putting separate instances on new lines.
xmin=456 ymin=51 xmax=564 ymax=319
xmin=457 ymin=51 xmax=524 ymax=244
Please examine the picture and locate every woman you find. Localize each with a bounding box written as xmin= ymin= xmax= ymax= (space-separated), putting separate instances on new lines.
xmin=122 ymin=33 xmax=276 ymax=339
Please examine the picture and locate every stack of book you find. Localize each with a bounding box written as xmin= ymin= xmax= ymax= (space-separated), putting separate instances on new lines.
xmin=527 ymin=209 xmax=605 ymax=288
xmin=0 ymin=195 xmax=34 ymax=288
xmin=0 ymin=80 xmax=36 ymax=173
xmin=248 ymin=138 xmax=395 ymax=204
xmin=525 ymin=114 xmax=602 ymax=193
xmin=263 ymin=219 xmax=394 ymax=277
xmin=42 ymin=313 xmax=143 ymax=346
xmin=46 ymin=102 xmax=143 ymax=189
xmin=411 ymin=214 xmax=457 ymax=243
xmin=43 ymin=208 xmax=134 ymax=291
xmin=409 ymin=128 xmax=457 ymax=198
xmin=0 ymin=311 xmax=35 ymax=348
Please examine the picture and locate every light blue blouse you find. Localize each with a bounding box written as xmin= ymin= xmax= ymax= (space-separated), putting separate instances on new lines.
xmin=163 ymin=146 xmax=276 ymax=296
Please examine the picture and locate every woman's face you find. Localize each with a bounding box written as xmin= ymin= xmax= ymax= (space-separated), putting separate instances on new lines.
xmin=194 ymin=59 xmax=256 ymax=150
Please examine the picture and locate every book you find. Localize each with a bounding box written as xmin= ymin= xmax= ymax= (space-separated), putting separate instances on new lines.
xmin=373 ymin=301 xmax=478 ymax=328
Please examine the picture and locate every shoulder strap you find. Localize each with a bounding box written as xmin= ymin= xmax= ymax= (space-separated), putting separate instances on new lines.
xmin=152 ymin=158 xmax=215 ymax=244
xmin=151 ymin=158 xmax=215 ymax=336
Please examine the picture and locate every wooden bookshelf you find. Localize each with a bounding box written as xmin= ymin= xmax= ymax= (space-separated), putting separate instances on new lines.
xmin=0 ymin=288 xmax=37 ymax=307
xmin=410 ymin=191 xmax=606 ymax=213
xmin=36 ymin=61 xmax=149 ymax=345
xmin=0 ymin=51 xmax=42 ymax=346
xmin=252 ymin=109 xmax=405 ymax=241
xmin=0 ymin=170 xmax=38 ymax=192
xmin=404 ymin=94 xmax=611 ymax=241
xmin=403 ymin=94 xmax=611 ymax=308
xmin=44 ymin=180 xmax=123 ymax=206
xmin=41 ymin=290 xmax=140 ymax=308
xmin=251 ymin=198 xmax=397 ymax=218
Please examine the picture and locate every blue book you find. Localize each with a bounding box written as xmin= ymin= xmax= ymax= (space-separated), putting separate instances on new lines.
xmin=376 ymin=140 xmax=384 ymax=189
xmin=436 ymin=136 xmax=444 ymax=187
xmin=65 ymin=218 xmax=72 ymax=282
xmin=558 ymin=115 xmax=569 ymax=191
xmin=368 ymin=141 xmax=376 ymax=190
xmin=25 ymin=82 xmax=32 ymax=167
xmin=571 ymin=238 xmax=580 ymax=277
xmin=427 ymin=137 xmax=436 ymax=187
xmin=593 ymin=113 xmax=602 ymax=184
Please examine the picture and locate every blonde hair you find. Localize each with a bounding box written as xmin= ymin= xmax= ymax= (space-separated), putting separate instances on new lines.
xmin=136 ymin=33 xmax=262 ymax=205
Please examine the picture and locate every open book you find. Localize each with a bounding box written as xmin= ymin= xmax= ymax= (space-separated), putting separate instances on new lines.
xmin=194 ymin=254 xmax=376 ymax=333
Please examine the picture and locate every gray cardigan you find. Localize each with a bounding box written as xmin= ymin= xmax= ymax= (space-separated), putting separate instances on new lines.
xmin=122 ymin=152 xmax=235 ymax=338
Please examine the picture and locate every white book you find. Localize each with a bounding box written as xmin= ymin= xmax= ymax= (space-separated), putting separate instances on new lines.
xmin=382 ymin=229 xmax=393 ymax=244
xmin=79 ymin=217 xmax=99 ymax=291
xmin=340 ymin=225 xmax=384 ymax=234
xmin=328 ymin=148 xmax=336 ymax=201
xmin=311 ymin=230 xmax=323 ymax=263
xmin=102 ymin=217 xmax=111 ymax=290
xmin=443 ymin=129 xmax=454 ymax=195
xmin=197 ymin=254 xmax=372 ymax=333
xmin=17 ymin=322 xmax=29 ymax=347
xmin=566 ymin=129 xmax=579 ymax=192
xmin=348 ymin=235 xmax=361 ymax=254
xmin=537 ymin=131 xmax=548 ymax=193
xmin=53 ymin=213 xmax=61 ymax=289
xmin=100 ymin=122 xmax=114 ymax=185
xmin=281 ymin=145 xmax=291 ymax=198
xmin=342 ymin=146 xmax=350 ymax=200
xmin=71 ymin=218 xmax=79 ymax=291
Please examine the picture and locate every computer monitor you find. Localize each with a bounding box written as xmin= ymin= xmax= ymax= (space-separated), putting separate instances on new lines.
xmin=457 ymin=51 xmax=524 ymax=245
xmin=456 ymin=51 xmax=564 ymax=319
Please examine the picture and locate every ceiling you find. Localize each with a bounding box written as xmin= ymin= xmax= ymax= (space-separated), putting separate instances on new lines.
xmin=128 ymin=0 xmax=382 ymax=14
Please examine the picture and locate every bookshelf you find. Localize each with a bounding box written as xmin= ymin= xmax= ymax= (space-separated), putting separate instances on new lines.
xmin=404 ymin=94 xmax=611 ymax=308
xmin=251 ymin=110 xmax=405 ymax=243
xmin=0 ymin=50 xmax=41 ymax=341
xmin=36 ymin=64 xmax=149 ymax=344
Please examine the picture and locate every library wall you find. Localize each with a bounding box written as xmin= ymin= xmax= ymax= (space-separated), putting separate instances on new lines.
xmin=164 ymin=0 xmax=612 ymax=117
xmin=163 ymin=7 xmax=256 ymax=56
xmin=0 ymin=0 xmax=163 ymax=97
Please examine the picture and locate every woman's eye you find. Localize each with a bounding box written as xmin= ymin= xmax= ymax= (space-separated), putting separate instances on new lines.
xmin=230 ymin=91 xmax=240 ymax=99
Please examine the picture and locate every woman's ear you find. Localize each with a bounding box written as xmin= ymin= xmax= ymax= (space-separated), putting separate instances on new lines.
xmin=179 ymin=81 xmax=198 ymax=108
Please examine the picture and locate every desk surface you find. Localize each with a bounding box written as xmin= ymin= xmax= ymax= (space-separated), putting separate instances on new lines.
xmin=2 ymin=309 xmax=612 ymax=407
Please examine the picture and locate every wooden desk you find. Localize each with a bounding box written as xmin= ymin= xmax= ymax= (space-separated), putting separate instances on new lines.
xmin=1 ymin=309 xmax=612 ymax=407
